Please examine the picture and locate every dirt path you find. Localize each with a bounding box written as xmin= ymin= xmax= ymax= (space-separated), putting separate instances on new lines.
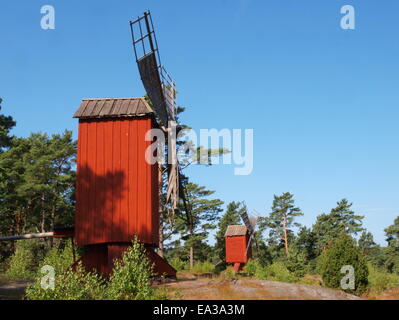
xmin=0 ymin=280 xmax=30 ymax=300
xmin=162 ymin=279 xmax=362 ymax=300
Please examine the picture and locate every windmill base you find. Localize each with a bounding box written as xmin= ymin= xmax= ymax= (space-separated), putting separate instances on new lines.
xmin=74 ymin=243 xmax=176 ymax=278
xmin=233 ymin=262 xmax=244 ymax=273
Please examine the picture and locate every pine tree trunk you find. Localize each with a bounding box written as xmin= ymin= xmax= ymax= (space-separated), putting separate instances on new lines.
xmin=49 ymin=205 xmax=55 ymax=247
xmin=158 ymin=213 xmax=164 ymax=258
xmin=189 ymin=245 xmax=194 ymax=270
xmin=189 ymin=227 xmax=194 ymax=270
xmin=283 ymin=215 xmax=289 ymax=256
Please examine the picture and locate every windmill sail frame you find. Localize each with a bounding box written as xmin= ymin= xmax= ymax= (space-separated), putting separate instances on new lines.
xmin=240 ymin=210 xmax=258 ymax=256
xmin=130 ymin=11 xmax=179 ymax=210
xmin=130 ymin=11 xmax=176 ymax=127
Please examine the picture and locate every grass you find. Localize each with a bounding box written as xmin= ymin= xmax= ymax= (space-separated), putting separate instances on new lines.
xmin=191 ymin=261 xmax=215 ymax=274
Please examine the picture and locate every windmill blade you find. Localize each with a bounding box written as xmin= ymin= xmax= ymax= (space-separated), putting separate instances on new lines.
xmin=249 ymin=216 xmax=258 ymax=232
xmin=166 ymin=162 xmax=179 ymax=209
xmin=161 ymin=67 xmax=176 ymax=121
xmin=242 ymin=209 xmax=260 ymax=256
xmin=136 ymin=52 xmax=168 ymax=126
xmin=245 ymin=231 xmax=254 ymax=256
xmin=165 ymin=121 xmax=179 ymax=210
xmin=240 ymin=210 xmax=254 ymax=235
xmin=131 ymin=11 xmax=179 ymax=210
xmin=130 ymin=11 xmax=172 ymax=127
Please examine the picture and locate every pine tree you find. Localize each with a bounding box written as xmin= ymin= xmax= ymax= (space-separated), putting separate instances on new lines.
xmin=385 ymin=217 xmax=399 ymax=249
xmin=0 ymin=131 xmax=76 ymax=251
xmin=358 ymin=231 xmax=376 ymax=253
xmin=312 ymin=199 xmax=364 ymax=250
xmin=260 ymin=192 xmax=303 ymax=256
xmin=384 ymin=217 xmax=399 ymax=273
xmin=295 ymin=226 xmax=318 ymax=261
xmin=0 ymin=98 xmax=16 ymax=152
xmin=176 ymin=182 xmax=223 ymax=269
xmin=330 ymin=199 xmax=364 ymax=235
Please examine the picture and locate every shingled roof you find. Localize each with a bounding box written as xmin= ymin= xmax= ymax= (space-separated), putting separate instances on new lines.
xmin=224 ymin=225 xmax=248 ymax=237
xmin=73 ymin=98 xmax=153 ymax=119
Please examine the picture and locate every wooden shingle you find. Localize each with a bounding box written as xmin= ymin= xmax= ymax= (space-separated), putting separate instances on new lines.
xmin=73 ymin=98 xmax=153 ymax=119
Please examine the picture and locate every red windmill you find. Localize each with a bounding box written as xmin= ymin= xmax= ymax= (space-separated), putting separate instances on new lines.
xmin=225 ymin=210 xmax=258 ymax=272
xmin=0 ymin=13 xmax=182 ymax=278
xmin=72 ymin=11 xmax=181 ymax=277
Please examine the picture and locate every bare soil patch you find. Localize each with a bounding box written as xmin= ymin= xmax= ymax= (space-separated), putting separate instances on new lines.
xmin=0 ymin=279 xmax=30 ymax=300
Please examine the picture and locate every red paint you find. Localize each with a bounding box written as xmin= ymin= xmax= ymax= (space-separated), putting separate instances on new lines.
xmin=74 ymin=115 xmax=176 ymax=277
xmin=75 ymin=116 xmax=159 ymax=246
xmin=145 ymin=247 xmax=177 ymax=277
xmin=225 ymin=234 xmax=252 ymax=264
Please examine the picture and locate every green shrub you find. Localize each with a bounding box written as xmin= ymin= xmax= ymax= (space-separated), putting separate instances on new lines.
xmin=105 ymin=238 xmax=154 ymax=300
xmin=218 ymin=267 xmax=237 ymax=281
xmin=244 ymin=259 xmax=297 ymax=282
xmin=285 ymin=247 xmax=308 ymax=278
xmin=169 ymin=257 xmax=188 ymax=271
xmin=5 ymin=240 xmax=39 ymax=280
xmin=26 ymin=238 xmax=157 ymax=300
xmin=368 ymin=264 xmax=399 ymax=294
xmin=25 ymin=262 xmax=106 ymax=300
xmin=318 ymin=234 xmax=369 ymax=295
xmin=243 ymin=259 xmax=262 ymax=277
xmin=265 ymin=262 xmax=297 ymax=283
xmin=41 ymin=241 xmax=75 ymax=275
xmin=191 ymin=261 xmax=215 ymax=274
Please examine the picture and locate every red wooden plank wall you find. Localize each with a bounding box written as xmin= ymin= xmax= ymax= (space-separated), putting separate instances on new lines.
xmin=225 ymin=235 xmax=251 ymax=264
xmin=75 ymin=116 xmax=159 ymax=246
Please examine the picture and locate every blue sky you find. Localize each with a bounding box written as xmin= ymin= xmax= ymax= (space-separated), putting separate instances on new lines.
xmin=1 ymin=1 xmax=398 ymax=245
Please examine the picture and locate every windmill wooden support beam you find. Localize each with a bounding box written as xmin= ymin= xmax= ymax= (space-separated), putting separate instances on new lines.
xmin=0 ymin=232 xmax=54 ymax=241
xmin=0 ymin=227 xmax=74 ymax=241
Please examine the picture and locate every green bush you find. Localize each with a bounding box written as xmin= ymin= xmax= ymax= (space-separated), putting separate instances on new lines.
xmin=244 ymin=259 xmax=297 ymax=283
xmin=5 ymin=240 xmax=39 ymax=280
xmin=191 ymin=261 xmax=215 ymax=274
xmin=318 ymin=234 xmax=369 ymax=295
xmin=25 ymin=262 xmax=106 ymax=300
xmin=368 ymin=264 xmax=399 ymax=294
xmin=41 ymin=241 xmax=75 ymax=275
xmin=105 ymin=238 xmax=154 ymax=300
xmin=285 ymin=247 xmax=308 ymax=278
xmin=265 ymin=262 xmax=297 ymax=283
xmin=26 ymin=238 xmax=157 ymax=300
xmin=218 ymin=267 xmax=237 ymax=281
xmin=243 ymin=259 xmax=263 ymax=277
xmin=169 ymin=257 xmax=188 ymax=272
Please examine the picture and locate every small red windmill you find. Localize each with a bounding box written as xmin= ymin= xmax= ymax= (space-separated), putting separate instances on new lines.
xmin=225 ymin=210 xmax=258 ymax=272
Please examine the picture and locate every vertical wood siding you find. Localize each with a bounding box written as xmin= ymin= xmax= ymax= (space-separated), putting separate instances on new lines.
xmin=225 ymin=235 xmax=251 ymax=263
xmin=75 ymin=116 xmax=159 ymax=246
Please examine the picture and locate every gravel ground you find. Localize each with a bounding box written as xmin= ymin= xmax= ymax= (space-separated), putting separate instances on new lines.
xmin=0 ymin=280 xmax=30 ymax=300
